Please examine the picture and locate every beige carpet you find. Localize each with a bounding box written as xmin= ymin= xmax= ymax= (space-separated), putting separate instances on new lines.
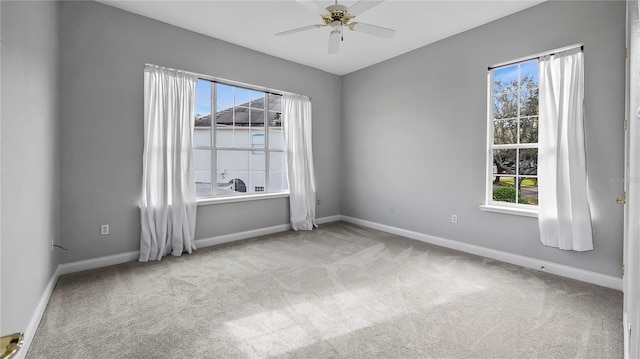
xmin=27 ymin=221 xmax=622 ymax=358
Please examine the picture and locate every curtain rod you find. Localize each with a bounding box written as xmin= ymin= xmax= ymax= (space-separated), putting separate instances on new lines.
xmin=487 ymin=44 xmax=584 ymax=71
xmin=144 ymin=63 xmax=310 ymax=100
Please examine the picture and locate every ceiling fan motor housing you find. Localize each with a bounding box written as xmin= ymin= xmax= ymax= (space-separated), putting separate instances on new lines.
xmin=322 ymin=4 xmax=353 ymax=26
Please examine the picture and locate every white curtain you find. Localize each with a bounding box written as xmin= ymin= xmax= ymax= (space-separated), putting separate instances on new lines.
xmin=139 ymin=64 xmax=198 ymax=261
xmin=538 ymin=48 xmax=593 ymax=251
xmin=283 ymin=94 xmax=317 ymax=230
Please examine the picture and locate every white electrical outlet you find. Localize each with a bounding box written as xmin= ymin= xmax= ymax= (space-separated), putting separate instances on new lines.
xmin=101 ymin=224 xmax=110 ymax=235
xmin=451 ymin=215 xmax=458 ymax=223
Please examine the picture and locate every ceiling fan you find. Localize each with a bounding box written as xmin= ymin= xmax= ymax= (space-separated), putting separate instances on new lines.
xmin=276 ymin=0 xmax=395 ymax=54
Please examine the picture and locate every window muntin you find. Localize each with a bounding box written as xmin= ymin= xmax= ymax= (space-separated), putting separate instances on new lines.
xmin=488 ymin=59 xmax=539 ymax=207
xmin=194 ymin=79 xmax=288 ymax=199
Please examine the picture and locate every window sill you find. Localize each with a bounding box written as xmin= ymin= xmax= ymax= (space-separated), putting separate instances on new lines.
xmin=479 ymin=204 xmax=538 ymax=218
xmin=197 ymin=192 xmax=289 ymax=206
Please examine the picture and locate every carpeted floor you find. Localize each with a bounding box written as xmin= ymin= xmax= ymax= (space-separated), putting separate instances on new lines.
xmin=27 ymin=221 xmax=623 ymax=358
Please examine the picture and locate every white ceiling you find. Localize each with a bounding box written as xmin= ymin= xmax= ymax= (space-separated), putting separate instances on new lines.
xmin=98 ymin=0 xmax=545 ymax=76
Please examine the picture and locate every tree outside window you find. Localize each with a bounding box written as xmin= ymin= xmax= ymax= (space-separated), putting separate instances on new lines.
xmin=490 ymin=60 xmax=539 ymax=206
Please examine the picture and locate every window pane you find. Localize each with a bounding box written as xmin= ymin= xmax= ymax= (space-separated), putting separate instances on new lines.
xmin=233 ymin=107 xmax=250 ymax=127
xmin=268 ymin=152 xmax=288 ymax=192
xmin=235 ymin=87 xmax=252 ymax=106
xmin=250 ymin=150 xmax=265 ymax=172
xmin=520 ymin=88 xmax=538 ymax=116
xmin=269 ymin=151 xmax=286 ymax=172
xmin=196 ymin=80 xmax=212 ymax=118
xmin=492 ymin=176 xmax=516 ymax=203
xmin=269 ymin=111 xmax=282 ymax=127
xmin=231 ymin=174 xmax=248 ymax=193
xmin=217 ymin=149 xmax=233 ymax=173
xmin=216 ymin=126 xmax=233 ymax=147
xmin=250 ymin=91 xmax=265 ymax=109
xmin=518 ymin=148 xmax=538 ymax=176
xmin=494 ymin=178 xmax=533 ymax=205
xmin=268 ymin=171 xmax=288 ymax=192
xmin=493 ymin=92 xmax=517 ymax=119
xmin=269 ymin=95 xmax=282 ymax=113
xmin=216 ymin=107 xmax=233 ymax=126
xmin=252 ymin=133 xmax=265 ymax=150
xmin=520 ymin=177 xmax=538 ymax=205
xmin=519 ymin=60 xmax=539 ymax=87
xmin=493 ymin=149 xmax=516 ymax=175
xmin=250 ymin=109 xmax=265 ymax=127
xmin=250 ymin=172 xmax=266 ymax=193
xmin=194 ymin=149 xmax=211 ymax=197
xmin=519 ymin=117 xmax=538 ymax=143
xmin=195 ymin=80 xmax=212 ymax=147
xmin=194 ymin=127 xmax=211 ymax=147
xmin=493 ymin=64 xmax=518 ymax=93
xmin=216 ymin=84 xmax=233 ymax=111
xmin=234 ymin=129 xmax=250 ymax=148
xmin=252 ymin=149 xmax=266 ymax=169
xmin=493 ymin=119 xmax=517 ymax=144
xmin=234 ymin=150 xmax=249 ymax=171
xmin=269 ymin=127 xmax=284 ymax=150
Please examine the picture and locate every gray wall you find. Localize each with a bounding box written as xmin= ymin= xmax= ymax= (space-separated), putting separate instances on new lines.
xmin=1 ymin=1 xmax=60 ymax=333
xmin=58 ymin=1 xmax=342 ymax=263
xmin=341 ymin=0 xmax=625 ymax=277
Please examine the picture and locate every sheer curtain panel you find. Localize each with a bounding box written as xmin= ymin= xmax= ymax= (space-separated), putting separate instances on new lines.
xmin=284 ymin=94 xmax=317 ymax=230
xmin=139 ymin=64 xmax=198 ymax=261
xmin=538 ymin=49 xmax=593 ymax=251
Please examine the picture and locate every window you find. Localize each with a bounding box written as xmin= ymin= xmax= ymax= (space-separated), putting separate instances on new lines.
xmin=487 ymin=59 xmax=539 ymax=207
xmin=194 ymin=79 xmax=288 ymax=199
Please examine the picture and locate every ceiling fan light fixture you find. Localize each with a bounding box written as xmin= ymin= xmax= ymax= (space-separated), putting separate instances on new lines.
xmin=277 ymin=0 xmax=395 ymax=54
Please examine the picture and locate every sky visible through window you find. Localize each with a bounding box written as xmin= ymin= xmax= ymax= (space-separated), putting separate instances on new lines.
xmin=493 ymin=60 xmax=538 ymax=88
xmin=196 ymin=80 xmax=264 ymax=116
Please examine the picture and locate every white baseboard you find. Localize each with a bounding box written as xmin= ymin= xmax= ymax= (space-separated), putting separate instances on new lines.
xmin=195 ymin=215 xmax=342 ymax=247
xmin=341 ymin=215 xmax=622 ymax=290
xmin=58 ymin=215 xmax=342 ymax=275
xmin=14 ymin=265 xmax=61 ymax=359
xmin=316 ymin=215 xmax=342 ymax=225
xmin=195 ymin=223 xmax=292 ymax=248
xmin=58 ymin=251 xmax=139 ymax=276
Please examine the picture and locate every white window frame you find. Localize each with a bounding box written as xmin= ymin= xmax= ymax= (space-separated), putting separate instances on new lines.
xmin=481 ymin=58 xmax=540 ymax=217
xmin=194 ymin=77 xmax=289 ymax=206
xmin=479 ymin=44 xmax=584 ymax=218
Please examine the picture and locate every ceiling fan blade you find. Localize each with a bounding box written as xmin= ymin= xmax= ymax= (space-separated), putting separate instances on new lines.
xmin=347 ymin=1 xmax=385 ymax=16
xmin=349 ymin=22 xmax=395 ymax=38
xmin=295 ymin=0 xmax=329 ymax=16
xmin=276 ymin=24 xmax=322 ymax=37
xmin=328 ymin=28 xmax=341 ymax=54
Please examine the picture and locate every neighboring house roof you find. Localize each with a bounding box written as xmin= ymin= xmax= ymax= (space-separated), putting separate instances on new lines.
xmin=195 ymin=96 xmax=281 ymax=128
